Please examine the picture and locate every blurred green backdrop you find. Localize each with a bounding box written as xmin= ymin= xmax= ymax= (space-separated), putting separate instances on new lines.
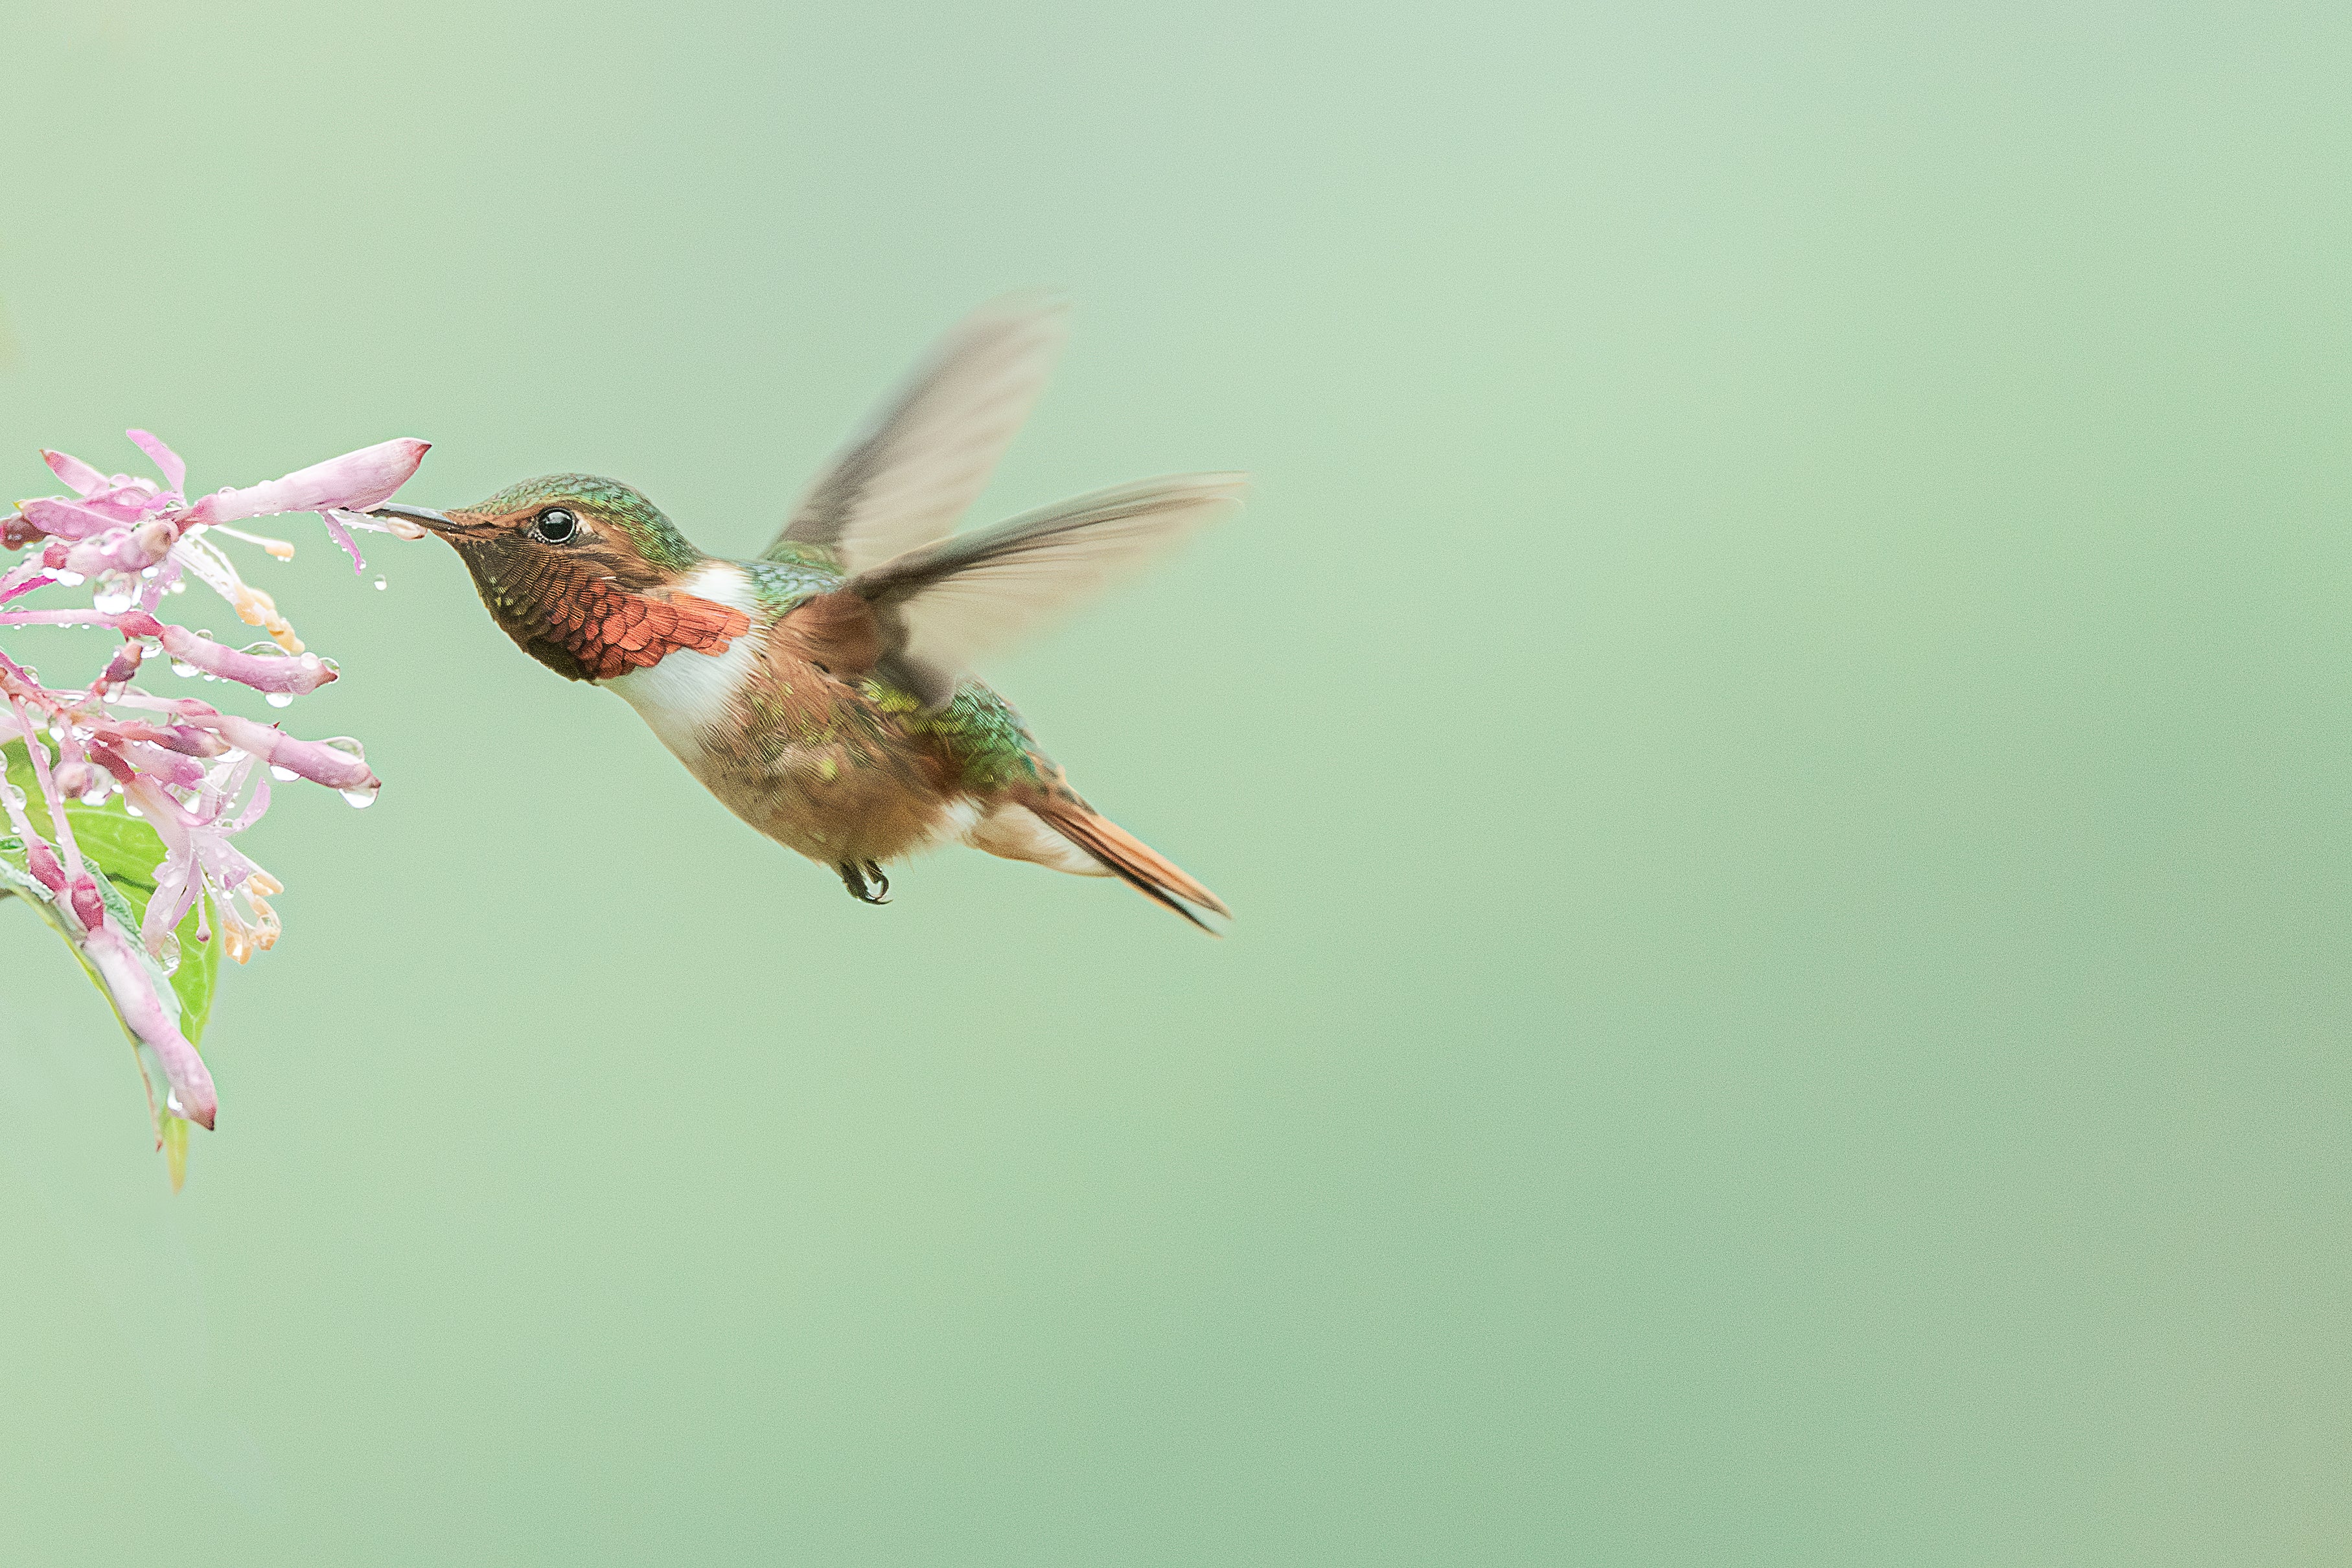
xmin=4 ymin=1 xmax=2349 ymax=1563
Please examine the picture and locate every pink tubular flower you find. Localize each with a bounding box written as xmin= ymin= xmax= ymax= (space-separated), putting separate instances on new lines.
xmin=20 ymin=496 xmax=128 ymax=540
xmin=3 ymin=428 xmax=421 ymax=1165
xmin=80 ymin=917 xmax=218 ymax=1129
xmin=183 ymin=437 xmax=430 ymax=525
xmin=183 ymin=437 xmax=431 ymax=573
xmin=154 ymin=626 xmax=338 ymax=695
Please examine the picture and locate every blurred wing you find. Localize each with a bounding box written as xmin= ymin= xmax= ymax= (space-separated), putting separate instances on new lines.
xmin=765 ymin=292 xmax=1069 ymax=575
xmin=835 ymin=473 xmax=1247 ymax=706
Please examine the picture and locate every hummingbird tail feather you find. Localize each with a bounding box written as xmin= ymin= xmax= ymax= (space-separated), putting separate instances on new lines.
xmin=1023 ymin=799 xmax=1230 ymax=933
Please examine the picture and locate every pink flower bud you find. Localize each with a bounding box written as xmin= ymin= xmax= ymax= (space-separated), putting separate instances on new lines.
xmin=185 ymin=439 xmax=431 ymax=524
xmin=41 ymin=449 xmax=107 ymax=498
xmin=205 ymin=713 xmax=376 ymax=794
xmin=24 ymin=837 xmax=65 ymax=894
xmin=61 ymin=520 xmax=177 ymax=577
xmin=79 ymin=921 xmax=216 ymax=1129
xmin=117 ymin=743 xmax=204 ymax=790
xmin=86 ymin=744 xmax=137 ymax=783
xmin=68 ymin=875 xmax=105 ymax=934
xmin=113 ymin=719 xmax=233 ymax=759
xmin=50 ymin=760 xmax=100 ymax=799
xmin=21 ymin=496 xmax=131 ymax=541
xmin=154 ymin=625 xmax=336 ymax=694
xmin=99 ymin=641 xmax=145 ymax=689
xmin=157 ymin=724 xmax=231 ymax=759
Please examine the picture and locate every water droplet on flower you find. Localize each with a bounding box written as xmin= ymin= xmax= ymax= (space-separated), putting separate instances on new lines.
xmin=322 ymin=737 xmax=367 ymax=762
xmin=270 ymin=766 xmax=299 ymax=783
xmin=165 ymin=1090 xmax=184 ymax=1116
xmin=168 ymin=579 xmax=187 ymax=594
xmin=170 ymin=659 xmax=198 ymax=678
xmin=53 ymin=571 xmax=85 ymax=587
xmin=340 ymin=784 xmax=378 ymax=809
xmin=123 ymin=803 xmax=143 ymax=818
xmin=92 ymin=584 xmax=134 ymax=614
xmin=152 ymin=931 xmax=181 ymax=975
xmin=265 ymin=691 xmax=294 ymax=708
xmin=373 ymin=576 xmax=388 ymax=591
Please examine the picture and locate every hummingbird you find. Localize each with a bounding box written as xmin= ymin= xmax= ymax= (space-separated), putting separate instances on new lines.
xmin=375 ymin=295 xmax=1240 ymax=929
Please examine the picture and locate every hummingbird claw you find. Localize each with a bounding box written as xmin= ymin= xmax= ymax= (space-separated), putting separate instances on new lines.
xmin=836 ymin=860 xmax=892 ymax=905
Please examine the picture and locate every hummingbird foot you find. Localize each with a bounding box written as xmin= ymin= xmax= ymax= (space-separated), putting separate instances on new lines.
xmin=836 ymin=860 xmax=892 ymax=905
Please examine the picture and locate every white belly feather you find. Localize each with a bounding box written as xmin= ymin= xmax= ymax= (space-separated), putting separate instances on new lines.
xmin=600 ymin=561 xmax=762 ymax=766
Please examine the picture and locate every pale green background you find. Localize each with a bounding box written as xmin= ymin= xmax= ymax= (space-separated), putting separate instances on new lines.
xmin=1 ymin=1 xmax=2346 ymax=1562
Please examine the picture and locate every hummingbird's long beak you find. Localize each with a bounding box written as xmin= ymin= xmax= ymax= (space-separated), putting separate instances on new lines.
xmin=369 ymin=502 xmax=460 ymax=534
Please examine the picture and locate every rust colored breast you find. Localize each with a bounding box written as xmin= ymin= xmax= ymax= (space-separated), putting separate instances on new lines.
xmin=519 ymin=562 xmax=751 ymax=681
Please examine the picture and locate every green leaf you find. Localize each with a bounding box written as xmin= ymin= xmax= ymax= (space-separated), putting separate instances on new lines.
xmin=5 ymin=739 xmax=167 ymax=888
xmin=171 ymin=890 xmax=224 ymax=1050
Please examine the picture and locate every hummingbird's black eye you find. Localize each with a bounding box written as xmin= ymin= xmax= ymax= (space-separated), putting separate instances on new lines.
xmin=533 ymin=507 xmax=578 ymax=544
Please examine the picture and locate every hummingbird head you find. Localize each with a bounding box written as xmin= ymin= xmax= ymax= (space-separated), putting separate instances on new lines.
xmin=375 ymin=475 xmax=745 ymax=682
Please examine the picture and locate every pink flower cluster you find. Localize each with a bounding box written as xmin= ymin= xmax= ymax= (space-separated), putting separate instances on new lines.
xmin=2 ymin=431 xmax=429 ymax=1136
